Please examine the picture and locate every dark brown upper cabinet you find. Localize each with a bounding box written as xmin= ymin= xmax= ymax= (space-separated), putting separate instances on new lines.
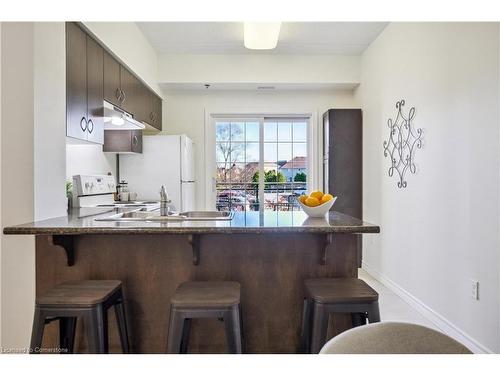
xmin=139 ymin=89 xmax=162 ymax=131
xmin=85 ymin=35 xmax=104 ymax=144
xmin=66 ymin=22 xmax=88 ymax=140
xmin=102 ymin=52 xmax=162 ymax=131
xmin=119 ymin=66 xmax=141 ymax=116
xmin=67 ymin=22 xmax=162 ymax=142
xmin=66 ymin=22 xmax=104 ymax=144
xmin=151 ymin=93 xmax=162 ymax=130
xmin=103 ymin=51 xmax=121 ymax=107
xmin=103 ymin=130 xmax=142 ymax=154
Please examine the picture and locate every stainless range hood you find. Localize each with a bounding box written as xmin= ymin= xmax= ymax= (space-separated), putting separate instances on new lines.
xmin=103 ymin=100 xmax=145 ymax=130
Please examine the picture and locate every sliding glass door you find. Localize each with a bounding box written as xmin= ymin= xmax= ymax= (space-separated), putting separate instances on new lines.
xmin=213 ymin=116 xmax=309 ymax=213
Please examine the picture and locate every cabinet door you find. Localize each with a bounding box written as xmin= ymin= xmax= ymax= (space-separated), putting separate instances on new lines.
xmin=86 ymin=35 xmax=104 ymax=144
xmin=103 ymin=51 xmax=121 ymax=106
xmin=131 ymin=130 xmax=143 ymax=153
xmin=120 ymin=66 xmax=141 ymax=115
xmin=152 ymin=94 xmax=162 ymax=130
xmin=140 ymin=89 xmax=154 ymax=126
xmin=103 ymin=130 xmax=142 ymax=154
xmin=326 ymin=109 xmax=362 ymax=218
xmin=136 ymin=84 xmax=151 ymax=125
xmin=66 ymin=22 xmax=88 ymax=140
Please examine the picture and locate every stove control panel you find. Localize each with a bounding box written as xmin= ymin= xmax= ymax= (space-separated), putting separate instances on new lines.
xmin=73 ymin=175 xmax=116 ymax=196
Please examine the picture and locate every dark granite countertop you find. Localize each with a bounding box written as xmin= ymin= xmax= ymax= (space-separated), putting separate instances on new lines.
xmin=3 ymin=208 xmax=380 ymax=235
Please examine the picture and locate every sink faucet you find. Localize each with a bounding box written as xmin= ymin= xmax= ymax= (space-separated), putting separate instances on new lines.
xmin=159 ymin=185 xmax=171 ymax=216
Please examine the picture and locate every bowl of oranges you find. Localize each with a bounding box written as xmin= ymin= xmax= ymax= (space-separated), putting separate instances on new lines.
xmin=297 ymin=191 xmax=337 ymax=218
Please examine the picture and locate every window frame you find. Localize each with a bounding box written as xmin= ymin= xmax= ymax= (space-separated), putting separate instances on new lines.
xmin=206 ymin=112 xmax=316 ymax=212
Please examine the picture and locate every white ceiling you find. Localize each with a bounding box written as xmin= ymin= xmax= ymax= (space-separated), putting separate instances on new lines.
xmin=136 ymin=22 xmax=387 ymax=55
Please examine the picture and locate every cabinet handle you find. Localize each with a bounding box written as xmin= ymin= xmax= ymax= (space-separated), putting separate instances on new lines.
xmin=87 ymin=119 xmax=94 ymax=134
xmin=80 ymin=116 xmax=87 ymax=132
xmin=121 ymin=89 xmax=126 ymax=103
xmin=115 ymin=88 xmax=121 ymax=100
xmin=132 ymin=134 xmax=139 ymax=146
xmin=150 ymin=112 xmax=154 ymax=121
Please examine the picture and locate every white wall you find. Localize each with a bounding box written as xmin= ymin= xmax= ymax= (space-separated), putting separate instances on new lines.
xmin=83 ymin=22 xmax=162 ymax=96
xmin=66 ymin=144 xmax=116 ymax=179
xmin=358 ymin=22 xmax=500 ymax=353
xmin=160 ymin=89 xmax=358 ymax=210
xmin=158 ymin=54 xmax=360 ymax=86
xmin=34 ymin=23 xmax=67 ymax=220
xmin=1 ymin=22 xmax=36 ymax=350
xmin=1 ymin=22 xmax=67 ymax=350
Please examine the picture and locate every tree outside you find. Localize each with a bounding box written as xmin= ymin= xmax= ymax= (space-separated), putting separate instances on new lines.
xmin=216 ymin=124 xmax=244 ymax=182
xmin=252 ymin=170 xmax=286 ymax=183
xmin=294 ymin=172 xmax=307 ymax=182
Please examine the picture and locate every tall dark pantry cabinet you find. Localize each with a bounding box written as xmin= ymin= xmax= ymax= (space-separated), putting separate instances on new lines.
xmin=323 ymin=109 xmax=363 ymax=265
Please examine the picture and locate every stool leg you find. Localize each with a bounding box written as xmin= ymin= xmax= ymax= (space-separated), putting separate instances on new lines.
xmin=351 ymin=313 xmax=367 ymax=327
xmin=310 ymin=302 xmax=329 ymax=354
xmin=114 ymin=300 xmax=130 ymax=353
xmin=180 ymin=318 xmax=191 ymax=354
xmin=167 ymin=307 xmax=185 ymax=354
xmin=59 ymin=317 xmax=77 ymax=354
xmin=223 ymin=306 xmax=242 ymax=354
xmin=366 ymin=301 xmax=380 ymax=323
xmin=238 ymin=305 xmax=245 ymax=353
xmin=84 ymin=306 xmax=108 ymax=354
xmin=30 ymin=307 xmax=46 ymax=354
xmin=299 ymin=298 xmax=313 ymax=353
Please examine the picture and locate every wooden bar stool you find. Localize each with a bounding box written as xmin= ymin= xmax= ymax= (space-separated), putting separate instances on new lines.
xmin=30 ymin=280 xmax=130 ymax=354
xmin=167 ymin=281 xmax=243 ymax=354
xmin=300 ymin=278 xmax=380 ymax=354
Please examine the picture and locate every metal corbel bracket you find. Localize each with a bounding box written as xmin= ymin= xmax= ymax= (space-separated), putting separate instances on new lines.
xmin=51 ymin=235 xmax=75 ymax=267
xmin=321 ymin=233 xmax=333 ymax=265
xmin=187 ymin=234 xmax=200 ymax=265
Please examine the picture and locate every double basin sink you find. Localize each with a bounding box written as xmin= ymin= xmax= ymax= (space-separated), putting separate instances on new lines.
xmin=95 ymin=210 xmax=234 ymax=222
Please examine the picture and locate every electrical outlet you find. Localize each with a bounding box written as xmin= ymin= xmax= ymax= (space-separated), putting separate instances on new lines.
xmin=471 ymin=280 xmax=479 ymax=300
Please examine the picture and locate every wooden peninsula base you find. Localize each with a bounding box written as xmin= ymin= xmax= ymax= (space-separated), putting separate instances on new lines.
xmin=35 ymin=233 xmax=360 ymax=353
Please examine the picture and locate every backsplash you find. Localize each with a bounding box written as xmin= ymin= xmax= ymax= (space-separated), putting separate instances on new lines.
xmin=66 ymin=143 xmax=116 ymax=181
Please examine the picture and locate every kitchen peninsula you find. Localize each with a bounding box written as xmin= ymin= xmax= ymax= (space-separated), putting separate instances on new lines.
xmin=3 ymin=209 xmax=379 ymax=353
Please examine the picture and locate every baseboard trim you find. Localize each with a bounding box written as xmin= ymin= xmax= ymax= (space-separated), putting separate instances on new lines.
xmin=361 ymin=261 xmax=494 ymax=354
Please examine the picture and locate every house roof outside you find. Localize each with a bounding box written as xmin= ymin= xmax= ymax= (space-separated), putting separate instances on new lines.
xmin=280 ymin=156 xmax=307 ymax=170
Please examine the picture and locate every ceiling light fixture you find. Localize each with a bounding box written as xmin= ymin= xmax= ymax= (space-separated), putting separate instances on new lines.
xmin=244 ymin=22 xmax=281 ymax=50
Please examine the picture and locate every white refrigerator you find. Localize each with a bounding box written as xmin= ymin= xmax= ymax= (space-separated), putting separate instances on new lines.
xmin=120 ymin=135 xmax=196 ymax=211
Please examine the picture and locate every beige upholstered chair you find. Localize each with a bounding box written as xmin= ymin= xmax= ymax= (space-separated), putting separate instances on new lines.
xmin=320 ymin=322 xmax=472 ymax=354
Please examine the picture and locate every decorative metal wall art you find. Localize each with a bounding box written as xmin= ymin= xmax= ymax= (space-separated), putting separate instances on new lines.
xmin=383 ymin=100 xmax=423 ymax=188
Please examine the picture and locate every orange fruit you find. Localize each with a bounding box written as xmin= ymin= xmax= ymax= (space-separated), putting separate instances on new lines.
xmin=321 ymin=194 xmax=334 ymax=204
xmin=305 ymin=196 xmax=320 ymax=207
xmin=310 ymin=191 xmax=324 ymax=200
xmin=298 ymin=195 xmax=308 ymax=204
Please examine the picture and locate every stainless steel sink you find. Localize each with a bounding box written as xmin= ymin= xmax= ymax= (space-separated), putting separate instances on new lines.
xmin=95 ymin=210 xmax=234 ymax=222
xmin=179 ymin=211 xmax=234 ymax=220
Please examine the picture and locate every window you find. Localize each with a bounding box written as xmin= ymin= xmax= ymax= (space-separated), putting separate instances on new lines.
xmin=214 ymin=117 xmax=309 ymax=212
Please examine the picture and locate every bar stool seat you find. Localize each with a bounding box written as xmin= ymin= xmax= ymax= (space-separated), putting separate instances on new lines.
xmin=167 ymin=281 xmax=243 ymax=354
xmin=36 ymin=280 xmax=123 ymax=307
xmin=301 ymin=277 xmax=380 ymax=354
xmin=305 ymin=278 xmax=379 ymax=304
xmin=30 ymin=280 xmax=130 ymax=354
xmin=171 ymin=281 xmax=240 ymax=307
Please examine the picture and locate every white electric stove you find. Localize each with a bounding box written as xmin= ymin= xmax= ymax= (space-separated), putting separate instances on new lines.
xmin=72 ymin=175 xmax=160 ymax=211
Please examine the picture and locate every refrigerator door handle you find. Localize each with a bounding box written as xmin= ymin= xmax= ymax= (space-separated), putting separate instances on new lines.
xmin=212 ymin=177 xmax=216 ymax=192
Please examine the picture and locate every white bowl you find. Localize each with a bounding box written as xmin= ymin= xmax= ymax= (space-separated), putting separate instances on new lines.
xmin=298 ymin=196 xmax=337 ymax=218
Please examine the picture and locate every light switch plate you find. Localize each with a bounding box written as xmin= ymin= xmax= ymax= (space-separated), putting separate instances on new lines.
xmin=471 ymin=280 xmax=479 ymax=300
